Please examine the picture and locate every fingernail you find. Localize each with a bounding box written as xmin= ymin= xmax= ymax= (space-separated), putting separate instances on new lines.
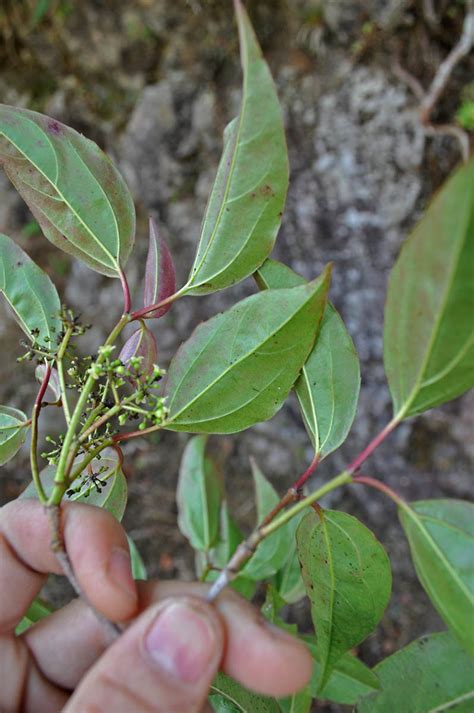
xmin=108 ymin=547 xmax=137 ymax=600
xmin=145 ymin=601 xmax=217 ymax=683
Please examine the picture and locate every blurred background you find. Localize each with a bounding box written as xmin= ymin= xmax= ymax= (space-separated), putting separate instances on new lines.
xmin=0 ymin=1 xmax=473 ymax=709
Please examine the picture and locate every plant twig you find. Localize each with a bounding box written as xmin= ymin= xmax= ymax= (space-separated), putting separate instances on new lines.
xmin=206 ymin=471 xmax=352 ymax=602
xmin=346 ymin=417 xmax=399 ymax=475
xmin=420 ymin=3 xmax=474 ymax=124
xmin=258 ymin=453 xmax=320 ymax=528
xmin=57 ymin=325 xmax=73 ymax=425
xmin=352 ymin=475 xmax=405 ymax=507
xmin=30 ymin=362 xmax=51 ymax=504
xmin=46 ymin=504 xmax=122 ymax=642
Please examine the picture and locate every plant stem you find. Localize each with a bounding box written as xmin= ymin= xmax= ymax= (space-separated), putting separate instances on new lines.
xmin=48 ymin=314 xmax=131 ymax=507
xmin=259 ymin=453 xmax=321 ymax=528
xmin=56 ymin=325 xmax=73 ymax=425
xmin=130 ymin=286 xmax=187 ymax=321
xmin=79 ymin=405 xmax=121 ymax=443
xmin=68 ymin=440 xmax=114 ymax=482
xmin=118 ymin=268 xmax=131 ymax=315
xmin=0 ymin=419 xmax=32 ymax=432
xmin=30 ymin=362 xmax=52 ymax=504
xmin=346 ymin=417 xmax=399 ymax=475
xmin=112 ymin=422 xmax=163 ymax=443
xmin=352 ymin=475 xmax=406 ymax=507
xmin=206 ymin=470 xmax=352 ymax=602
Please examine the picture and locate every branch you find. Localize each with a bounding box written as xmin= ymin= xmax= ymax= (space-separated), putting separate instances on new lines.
xmin=30 ymin=361 xmax=52 ymax=504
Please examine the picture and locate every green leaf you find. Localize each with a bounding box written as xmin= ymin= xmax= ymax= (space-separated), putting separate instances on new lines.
xmin=256 ymin=259 xmax=360 ymax=458
xmin=22 ymin=449 xmax=128 ymax=521
xmin=0 ymin=233 xmax=61 ymax=347
xmin=177 ymin=435 xmax=222 ymax=551
xmin=210 ymin=673 xmax=281 ymax=713
xmin=127 ymin=535 xmax=147 ymax=580
xmin=243 ymin=460 xmax=293 ymax=580
xmin=296 ymin=509 xmax=391 ymax=691
xmin=15 ymin=597 xmax=54 ymax=635
xmin=0 ymin=405 xmax=28 ymax=466
xmin=0 ymin=105 xmax=135 ymax=278
xmin=356 ymin=632 xmax=474 ymax=712
xmin=399 ymin=499 xmax=474 ymax=656
xmin=277 ymin=689 xmax=312 ymax=713
xmin=165 ymin=268 xmax=331 ymax=433
xmin=302 ymin=635 xmax=380 ymax=705
xmin=384 ymin=158 xmax=474 ymax=419
xmin=273 ymin=514 xmax=307 ymax=603
xmin=184 ymin=0 xmax=288 ymax=295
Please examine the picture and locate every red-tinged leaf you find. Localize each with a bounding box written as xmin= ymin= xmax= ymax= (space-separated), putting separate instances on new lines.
xmin=143 ymin=218 xmax=176 ymax=318
xmin=35 ymin=364 xmax=61 ymax=402
xmin=119 ymin=322 xmax=158 ymax=379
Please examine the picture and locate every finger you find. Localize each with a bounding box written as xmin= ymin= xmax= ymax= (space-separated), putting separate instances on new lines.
xmin=140 ymin=582 xmax=313 ymax=698
xmin=26 ymin=581 xmax=312 ymax=697
xmin=64 ymin=596 xmax=224 ymax=713
xmin=0 ymin=499 xmax=138 ymax=632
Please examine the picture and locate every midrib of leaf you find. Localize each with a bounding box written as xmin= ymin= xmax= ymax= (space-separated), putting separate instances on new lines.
xmin=210 ymin=688 xmax=245 ymax=712
xmin=428 ymin=690 xmax=474 ymax=712
xmin=299 ymin=364 xmax=320 ymax=453
xmin=403 ymin=507 xmax=473 ymax=604
xmin=319 ymin=343 xmax=336 ymax=454
xmin=395 ymin=209 xmax=468 ymax=419
xmin=1 ymin=120 xmax=119 ymax=271
xmin=319 ymin=516 xmax=336 ymax=686
xmin=420 ymin=331 xmax=474 ymax=388
xmin=186 ymin=13 xmax=250 ymax=287
xmin=167 ymin=287 xmax=318 ymax=423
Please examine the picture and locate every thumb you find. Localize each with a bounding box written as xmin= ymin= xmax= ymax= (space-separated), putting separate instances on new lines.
xmin=65 ymin=596 xmax=224 ymax=713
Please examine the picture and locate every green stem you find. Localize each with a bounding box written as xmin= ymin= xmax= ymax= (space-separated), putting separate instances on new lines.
xmin=68 ymin=439 xmax=114 ymax=482
xmin=48 ymin=314 xmax=130 ymax=507
xmin=79 ymin=405 xmax=121 ymax=443
xmin=261 ymin=471 xmax=352 ymax=536
xmin=57 ymin=325 xmax=73 ymax=425
xmin=206 ymin=471 xmax=352 ymax=602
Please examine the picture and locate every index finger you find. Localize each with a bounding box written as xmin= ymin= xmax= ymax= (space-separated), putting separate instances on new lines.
xmin=0 ymin=499 xmax=138 ymax=633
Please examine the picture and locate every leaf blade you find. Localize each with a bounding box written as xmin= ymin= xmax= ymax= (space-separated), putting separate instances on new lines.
xmin=185 ymin=0 xmax=288 ymax=294
xmin=256 ymin=259 xmax=360 ymax=458
xmin=356 ymin=632 xmax=474 ymax=712
xmin=296 ymin=509 xmax=391 ymax=691
xmin=0 ymin=105 xmax=135 ymax=277
xmin=165 ymin=268 xmax=331 ymax=433
xmin=0 ymin=405 xmax=28 ymax=466
xmin=210 ymin=672 xmax=281 ymax=713
xmin=143 ymin=218 xmax=176 ymax=318
xmin=399 ymin=499 xmax=474 ymax=656
xmin=384 ymin=158 xmax=474 ymax=418
xmin=0 ymin=233 xmax=61 ymax=347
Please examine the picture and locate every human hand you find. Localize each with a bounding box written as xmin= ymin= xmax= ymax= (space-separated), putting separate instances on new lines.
xmin=0 ymin=499 xmax=313 ymax=712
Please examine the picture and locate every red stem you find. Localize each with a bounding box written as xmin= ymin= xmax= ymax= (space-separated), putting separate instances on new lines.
xmin=36 ymin=362 xmax=52 ymax=408
xmin=131 ymin=291 xmax=181 ymax=321
xmin=352 ymin=475 xmax=405 ymax=507
xmin=119 ymin=268 xmax=131 ymax=314
xmin=346 ymin=418 xmax=399 ymax=475
xmin=293 ymin=452 xmax=320 ymax=490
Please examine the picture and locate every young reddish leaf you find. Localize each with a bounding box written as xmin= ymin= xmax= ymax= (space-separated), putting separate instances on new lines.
xmin=143 ymin=218 xmax=176 ymax=319
xmin=35 ymin=364 xmax=61 ymax=402
xmin=119 ymin=322 xmax=158 ymax=380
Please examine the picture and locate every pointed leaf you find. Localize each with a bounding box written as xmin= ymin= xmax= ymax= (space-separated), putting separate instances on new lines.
xmin=21 ymin=449 xmax=128 ymax=521
xmin=0 ymin=405 xmax=28 ymax=466
xmin=177 ymin=435 xmax=222 ymax=551
xmin=296 ymin=509 xmax=391 ymax=691
xmin=302 ymin=636 xmax=380 ymax=705
xmin=210 ymin=673 xmax=281 ymax=712
xmin=384 ymin=158 xmax=474 ymax=419
xmin=185 ymin=0 xmax=288 ymax=295
xmin=127 ymin=535 xmax=147 ymax=580
xmin=35 ymin=364 xmax=61 ymax=402
xmin=356 ymin=632 xmax=474 ymax=712
xmin=399 ymin=498 xmax=474 ymax=656
xmin=143 ymin=217 xmax=176 ymax=318
xmin=0 ymin=233 xmax=61 ymax=347
xmin=243 ymin=460 xmax=293 ymax=580
xmin=165 ymin=267 xmax=331 ymax=433
xmin=0 ymin=105 xmax=135 ymax=277
xmin=15 ymin=597 xmax=54 ymax=635
xmin=256 ymin=259 xmax=360 ymax=458
xmin=119 ymin=322 xmax=158 ymax=380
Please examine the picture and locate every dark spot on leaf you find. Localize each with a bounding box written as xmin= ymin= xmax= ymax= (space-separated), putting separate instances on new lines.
xmin=16 ymin=261 xmax=22 ymax=267
xmin=259 ymin=184 xmax=275 ymax=198
xmin=47 ymin=120 xmax=62 ymax=135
